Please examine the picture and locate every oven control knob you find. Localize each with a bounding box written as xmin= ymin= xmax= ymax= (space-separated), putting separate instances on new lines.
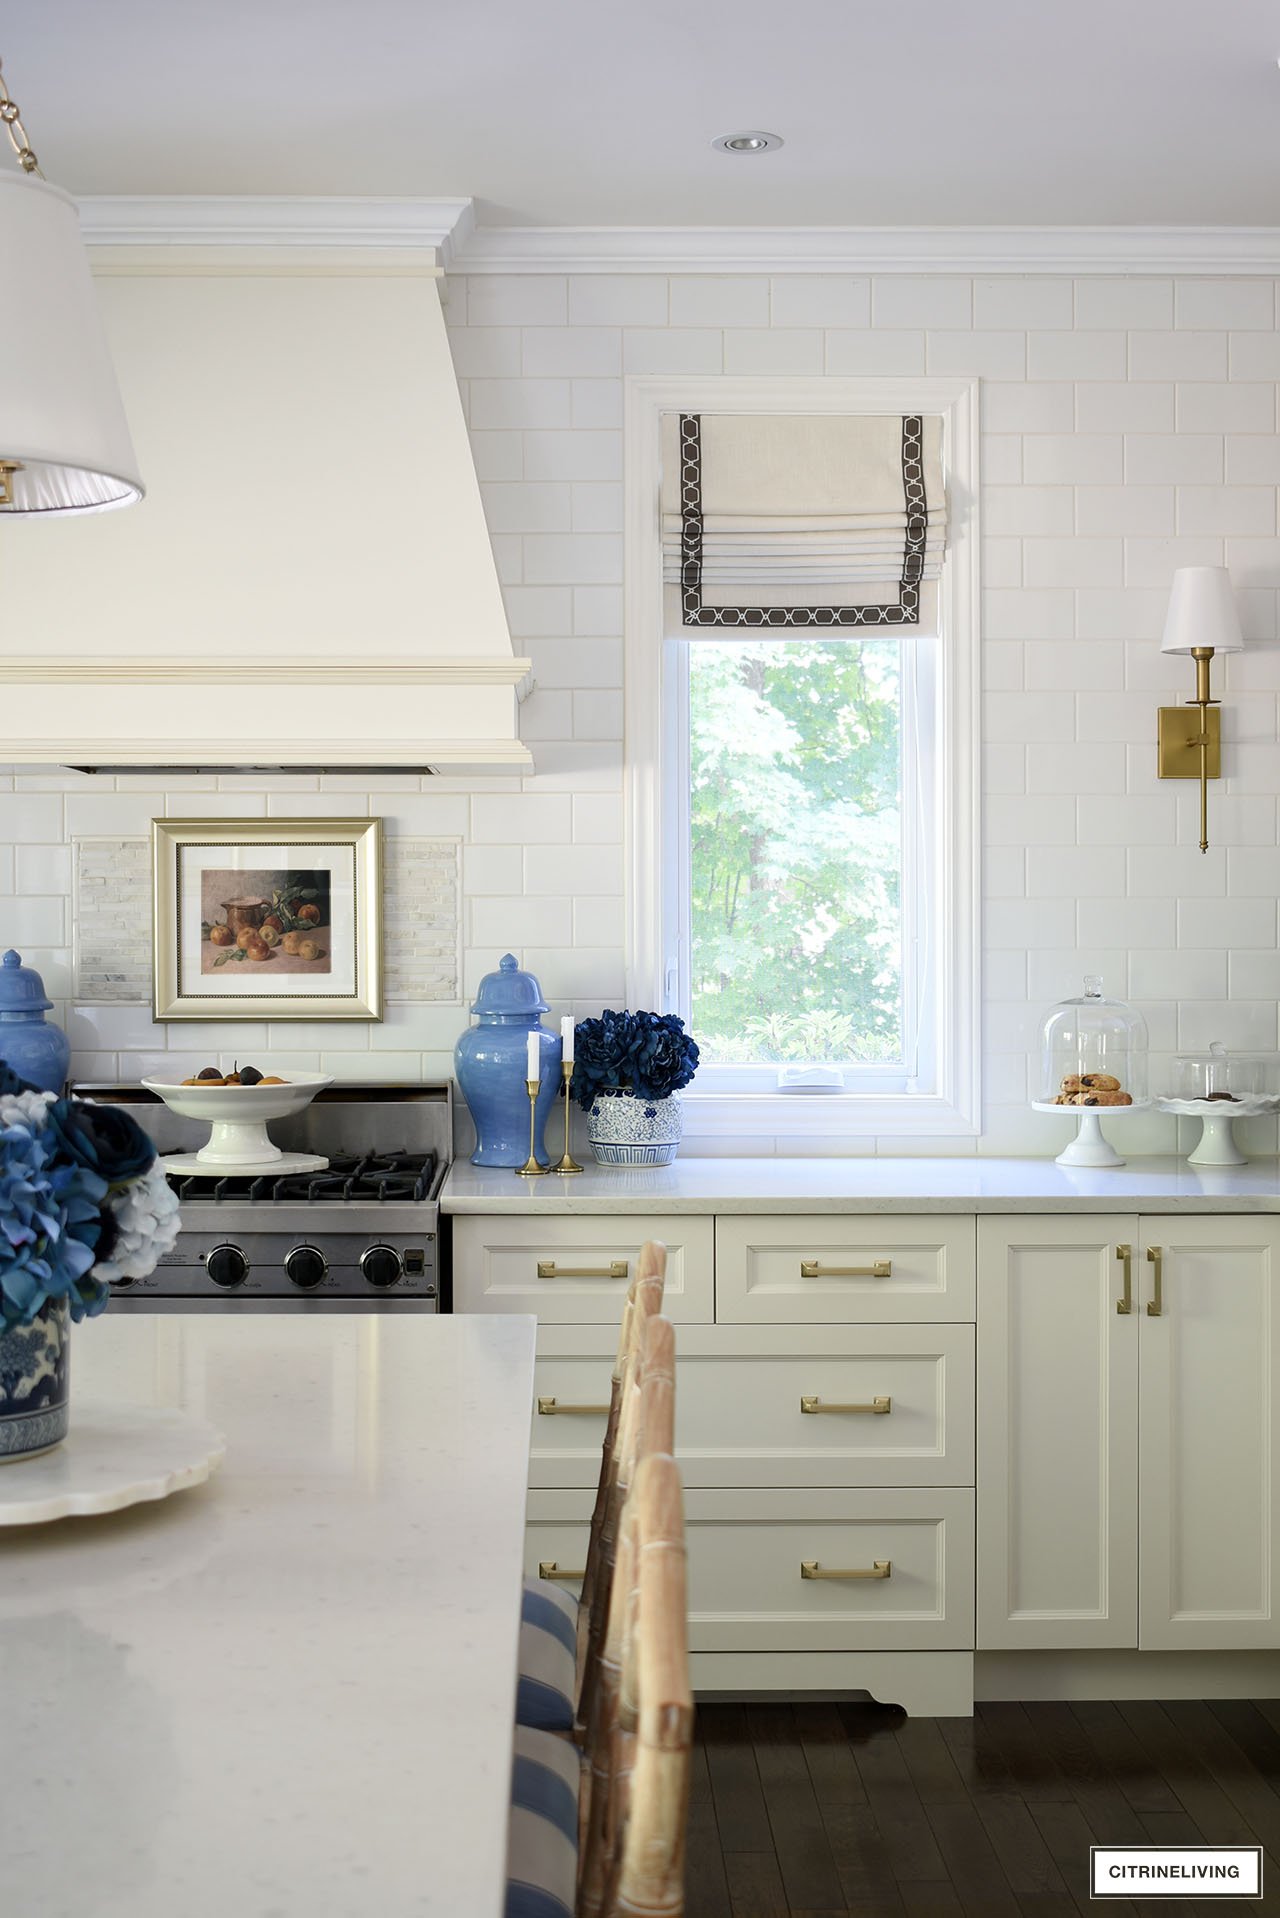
xmin=361 ymin=1244 xmax=402 ymax=1289
xmin=285 ymin=1244 xmax=327 ymax=1290
xmin=206 ymin=1244 xmax=248 ymax=1289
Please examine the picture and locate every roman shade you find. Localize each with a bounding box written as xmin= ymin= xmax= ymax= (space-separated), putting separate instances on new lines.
xmin=661 ymin=410 xmax=947 ymax=633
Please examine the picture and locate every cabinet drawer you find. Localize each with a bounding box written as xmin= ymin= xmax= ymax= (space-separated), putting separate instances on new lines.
xmin=451 ymin=1215 xmax=713 ymax=1322
xmin=526 ymin=1487 xmax=974 ymax=1653
xmin=716 ymin=1216 xmax=975 ymax=1323
xmin=529 ymin=1325 xmax=975 ymax=1490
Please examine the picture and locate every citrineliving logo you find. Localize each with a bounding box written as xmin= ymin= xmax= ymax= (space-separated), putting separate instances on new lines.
xmin=1090 ymin=1846 xmax=1262 ymax=1899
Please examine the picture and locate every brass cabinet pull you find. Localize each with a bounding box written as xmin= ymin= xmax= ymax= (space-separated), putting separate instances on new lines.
xmin=800 ymin=1559 xmax=891 ymax=1581
xmin=538 ymin=1561 xmax=586 ymax=1581
xmin=800 ymin=1395 xmax=891 ymax=1416
xmin=1146 ymin=1244 xmax=1163 ymax=1316
xmin=536 ymin=1259 xmax=628 ymax=1279
xmin=799 ymin=1259 xmax=892 ymax=1279
xmin=1116 ymin=1243 xmax=1133 ymax=1316
xmin=537 ymin=1397 xmax=610 ymax=1417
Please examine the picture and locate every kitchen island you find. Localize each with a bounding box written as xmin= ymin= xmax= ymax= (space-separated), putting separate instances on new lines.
xmin=0 ymin=1313 xmax=536 ymax=1918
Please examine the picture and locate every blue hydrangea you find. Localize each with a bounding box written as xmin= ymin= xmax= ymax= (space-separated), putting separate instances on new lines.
xmin=0 ymin=1116 xmax=110 ymax=1330
xmin=569 ymin=1009 xmax=699 ymax=1112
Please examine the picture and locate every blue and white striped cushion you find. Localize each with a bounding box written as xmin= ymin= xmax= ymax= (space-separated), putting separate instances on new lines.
xmin=506 ymin=1725 xmax=581 ymax=1918
xmin=516 ymin=1574 xmax=578 ymax=1733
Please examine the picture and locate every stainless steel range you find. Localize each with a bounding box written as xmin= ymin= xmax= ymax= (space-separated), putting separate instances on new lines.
xmin=74 ymin=1083 xmax=451 ymax=1313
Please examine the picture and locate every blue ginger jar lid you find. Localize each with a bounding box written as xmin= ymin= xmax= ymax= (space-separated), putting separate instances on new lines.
xmin=0 ymin=949 xmax=53 ymax=1013
xmin=471 ymin=952 xmax=549 ymax=1019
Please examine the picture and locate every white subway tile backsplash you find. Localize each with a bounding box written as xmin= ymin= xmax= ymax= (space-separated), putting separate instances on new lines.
xmin=569 ymin=275 xmax=668 ymax=326
xmin=622 ymin=329 xmax=724 ymax=374
xmin=1176 ymin=383 xmax=1276 ymax=434
xmin=1023 ymin=538 xmax=1123 ymax=588
xmin=1176 ymin=486 xmax=1277 ymax=537
xmin=1178 ymin=896 xmax=1277 ymax=948
xmin=1026 ymin=845 xmax=1127 ymax=898
xmin=1075 ymin=279 xmax=1174 ymax=329
xmin=925 ymin=331 xmax=1026 ymax=379
xmin=825 ymin=329 xmax=927 ymax=375
xmin=571 ymin=381 xmax=624 ymax=428
xmin=1076 ymin=382 xmax=1174 ymax=433
xmin=1225 ymin=436 xmax=1280 ymax=484
xmin=522 ymin=327 xmax=620 ymax=377
xmin=1029 ymin=332 xmax=1126 ymax=380
xmin=1124 ymin=434 xmax=1223 ymax=484
xmin=981 ymin=383 xmax=1075 ymax=434
xmin=973 ymin=277 xmax=1073 ymax=330
xmin=570 ymin=483 xmax=624 ymax=532
xmin=465 ymin=276 xmax=568 ymax=326
xmin=669 ymin=277 xmax=769 ymax=327
xmin=1175 ymin=279 xmax=1274 ymax=330
xmin=471 ymin=794 xmax=572 ymax=844
xmin=498 ymin=585 xmax=573 ymax=636
xmin=1127 ymin=331 xmax=1227 ymax=381
xmin=468 ymin=379 xmax=572 ymax=429
xmin=1023 ymin=435 xmax=1123 ymax=485
xmin=982 ymin=588 xmax=1075 ymax=641
xmin=723 ymin=329 xmax=823 ymax=374
xmin=983 ymin=486 xmax=1073 ymax=537
xmin=479 ymin=482 xmax=572 ymax=532
xmin=1076 ymin=487 xmax=1174 ymax=537
xmin=771 ymin=275 xmax=871 ymax=327
xmin=871 ymin=276 xmax=972 ymax=329
xmin=523 ymin=430 xmax=622 ymax=481
xmin=523 ymin=534 xmax=622 ymax=585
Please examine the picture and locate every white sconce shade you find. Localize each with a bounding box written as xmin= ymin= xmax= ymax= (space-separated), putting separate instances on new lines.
xmin=0 ymin=172 xmax=143 ymax=513
xmin=1160 ymin=565 xmax=1243 ymax=655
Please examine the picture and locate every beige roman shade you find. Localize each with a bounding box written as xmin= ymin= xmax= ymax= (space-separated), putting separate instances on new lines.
xmin=661 ymin=411 xmax=947 ymax=633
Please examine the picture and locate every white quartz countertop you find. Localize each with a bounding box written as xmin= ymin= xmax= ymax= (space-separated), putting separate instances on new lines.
xmin=0 ymin=1313 xmax=536 ymax=1918
xmin=443 ymin=1155 xmax=1280 ymax=1214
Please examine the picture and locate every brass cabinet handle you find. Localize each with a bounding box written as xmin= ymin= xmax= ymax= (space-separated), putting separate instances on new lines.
xmin=800 ymin=1559 xmax=891 ymax=1581
xmin=537 ymin=1397 xmax=610 ymax=1417
xmin=1147 ymin=1244 xmax=1163 ymax=1316
xmin=1116 ymin=1243 xmax=1133 ymax=1315
xmin=799 ymin=1259 xmax=892 ymax=1279
xmin=536 ymin=1259 xmax=628 ymax=1279
xmin=538 ymin=1561 xmax=586 ymax=1581
xmin=800 ymin=1395 xmax=891 ymax=1416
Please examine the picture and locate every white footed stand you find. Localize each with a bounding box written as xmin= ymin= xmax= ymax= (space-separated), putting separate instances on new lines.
xmin=1156 ymin=1096 xmax=1280 ymax=1168
xmin=1031 ymin=1101 xmax=1151 ymax=1168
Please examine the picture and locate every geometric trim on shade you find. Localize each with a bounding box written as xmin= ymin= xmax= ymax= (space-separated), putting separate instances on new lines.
xmin=678 ymin=412 xmax=929 ymax=628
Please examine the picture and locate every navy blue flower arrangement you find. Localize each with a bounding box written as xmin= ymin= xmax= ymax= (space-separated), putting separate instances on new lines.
xmin=569 ymin=1010 xmax=700 ymax=1113
xmin=0 ymin=1062 xmax=179 ymax=1331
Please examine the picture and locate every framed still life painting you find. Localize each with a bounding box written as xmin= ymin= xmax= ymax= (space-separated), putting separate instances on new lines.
xmin=152 ymin=818 xmax=383 ymax=1021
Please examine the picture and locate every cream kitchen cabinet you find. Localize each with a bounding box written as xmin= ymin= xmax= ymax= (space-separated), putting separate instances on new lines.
xmin=978 ymin=1215 xmax=1280 ymax=1655
xmin=450 ymin=1214 xmax=714 ymax=1322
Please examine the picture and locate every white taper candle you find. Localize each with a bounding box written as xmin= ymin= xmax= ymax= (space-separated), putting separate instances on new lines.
xmin=560 ymin=1015 xmax=575 ymax=1064
xmin=526 ymin=1031 xmax=539 ymax=1080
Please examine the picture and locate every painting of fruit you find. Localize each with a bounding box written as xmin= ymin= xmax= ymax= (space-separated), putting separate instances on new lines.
xmin=200 ymin=868 xmax=332 ymax=976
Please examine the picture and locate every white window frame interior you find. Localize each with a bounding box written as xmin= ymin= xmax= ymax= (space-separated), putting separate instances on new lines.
xmin=624 ymin=375 xmax=980 ymax=1141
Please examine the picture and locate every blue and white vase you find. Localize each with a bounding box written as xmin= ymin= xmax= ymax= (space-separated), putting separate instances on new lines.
xmin=0 ymin=1296 xmax=70 ymax=1461
xmin=0 ymin=949 xmax=70 ymax=1094
xmin=454 ymin=955 xmax=561 ymax=1167
xmin=586 ymin=1091 xmax=684 ymax=1167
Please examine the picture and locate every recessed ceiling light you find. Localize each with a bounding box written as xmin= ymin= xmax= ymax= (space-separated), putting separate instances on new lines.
xmin=712 ymin=131 xmax=784 ymax=155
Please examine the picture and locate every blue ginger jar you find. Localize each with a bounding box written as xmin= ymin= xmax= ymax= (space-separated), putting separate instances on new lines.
xmin=454 ymin=954 xmax=561 ymax=1167
xmin=0 ymin=950 xmax=70 ymax=1094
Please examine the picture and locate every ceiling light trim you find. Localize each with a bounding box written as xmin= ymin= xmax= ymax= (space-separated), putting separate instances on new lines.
xmin=453 ymin=223 xmax=1280 ymax=275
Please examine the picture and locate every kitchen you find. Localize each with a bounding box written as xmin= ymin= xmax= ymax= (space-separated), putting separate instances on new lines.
xmin=2 ymin=4 xmax=1280 ymax=1914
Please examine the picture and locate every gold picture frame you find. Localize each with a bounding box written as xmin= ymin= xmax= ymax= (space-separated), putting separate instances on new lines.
xmin=152 ymin=818 xmax=383 ymax=1022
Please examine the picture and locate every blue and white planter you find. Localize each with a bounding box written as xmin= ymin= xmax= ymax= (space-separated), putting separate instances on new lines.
xmin=586 ymin=1091 xmax=684 ymax=1167
xmin=0 ymin=1296 xmax=70 ymax=1461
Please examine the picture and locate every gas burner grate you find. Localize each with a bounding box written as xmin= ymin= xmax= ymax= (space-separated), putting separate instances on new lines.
xmin=170 ymin=1149 xmax=437 ymax=1204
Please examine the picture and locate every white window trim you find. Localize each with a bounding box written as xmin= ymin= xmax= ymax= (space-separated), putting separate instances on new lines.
xmin=623 ymin=374 xmax=981 ymax=1141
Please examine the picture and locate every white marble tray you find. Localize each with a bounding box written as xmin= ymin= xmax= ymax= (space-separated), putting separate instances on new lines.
xmin=0 ymin=1403 xmax=225 ymax=1526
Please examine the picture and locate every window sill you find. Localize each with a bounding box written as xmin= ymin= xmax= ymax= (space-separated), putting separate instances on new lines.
xmin=679 ymin=1090 xmax=980 ymax=1140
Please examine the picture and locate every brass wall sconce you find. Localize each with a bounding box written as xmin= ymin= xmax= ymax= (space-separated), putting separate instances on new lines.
xmin=1156 ymin=566 xmax=1244 ymax=853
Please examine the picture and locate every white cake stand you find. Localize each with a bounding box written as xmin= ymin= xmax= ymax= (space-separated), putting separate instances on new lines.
xmin=1156 ymin=1095 xmax=1280 ymax=1167
xmin=142 ymin=1071 xmax=332 ymax=1174
xmin=1031 ymin=1100 xmax=1152 ymax=1169
xmin=0 ymin=1404 xmax=225 ymax=1526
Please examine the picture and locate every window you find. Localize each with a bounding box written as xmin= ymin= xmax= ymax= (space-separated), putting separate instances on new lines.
xmin=625 ymin=377 xmax=979 ymax=1139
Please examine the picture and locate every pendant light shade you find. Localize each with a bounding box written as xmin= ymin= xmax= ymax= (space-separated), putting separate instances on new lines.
xmin=0 ymin=172 xmax=143 ymax=514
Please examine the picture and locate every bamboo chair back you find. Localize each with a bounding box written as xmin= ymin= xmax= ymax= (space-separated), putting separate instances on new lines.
xmin=582 ymin=1451 xmax=691 ymax=1918
xmin=575 ymin=1242 xmax=667 ymax=1730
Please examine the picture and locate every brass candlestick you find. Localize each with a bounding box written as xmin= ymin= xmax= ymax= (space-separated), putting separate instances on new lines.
xmin=515 ymin=1078 xmax=548 ymax=1177
xmin=552 ymin=1062 xmax=583 ymax=1175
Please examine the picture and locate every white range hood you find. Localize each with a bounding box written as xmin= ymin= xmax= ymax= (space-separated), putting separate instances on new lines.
xmin=0 ymin=199 xmax=532 ymax=772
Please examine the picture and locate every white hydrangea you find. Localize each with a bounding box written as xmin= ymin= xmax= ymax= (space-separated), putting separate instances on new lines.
xmin=93 ymin=1161 xmax=182 ymax=1283
xmin=0 ymin=1086 xmax=55 ymax=1132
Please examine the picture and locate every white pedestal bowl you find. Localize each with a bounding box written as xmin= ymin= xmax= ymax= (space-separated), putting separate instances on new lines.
xmin=142 ymin=1072 xmax=333 ymax=1174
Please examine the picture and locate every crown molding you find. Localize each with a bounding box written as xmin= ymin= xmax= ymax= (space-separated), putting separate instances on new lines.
xmin=453 ymin=223 xmax=1280 ymax=276
xmin=76 ymin=196 xmax=476 ymax=266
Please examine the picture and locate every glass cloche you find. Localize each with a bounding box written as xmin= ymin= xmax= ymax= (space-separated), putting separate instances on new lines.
xmin=1039 ymin=975 xmax=1148 ymax=1110
xmin=1169 ymin=1042 xmax=1279 ymax=1104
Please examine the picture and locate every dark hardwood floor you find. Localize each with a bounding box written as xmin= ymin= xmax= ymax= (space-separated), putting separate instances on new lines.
xmin=687 ymin=1700 xmax=1280 ymax=1916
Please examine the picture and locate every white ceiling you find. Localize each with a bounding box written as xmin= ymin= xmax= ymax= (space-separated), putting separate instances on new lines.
xmin=6 ymin=0 xmax=1279 ymax=227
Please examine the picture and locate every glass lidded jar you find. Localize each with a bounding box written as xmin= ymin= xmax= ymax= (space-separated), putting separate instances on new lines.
xmin=1170 ymin=1042 xmax=1279 ymax=1104
xmin=1039 ymin=975 xmax=1148 ymax=1109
